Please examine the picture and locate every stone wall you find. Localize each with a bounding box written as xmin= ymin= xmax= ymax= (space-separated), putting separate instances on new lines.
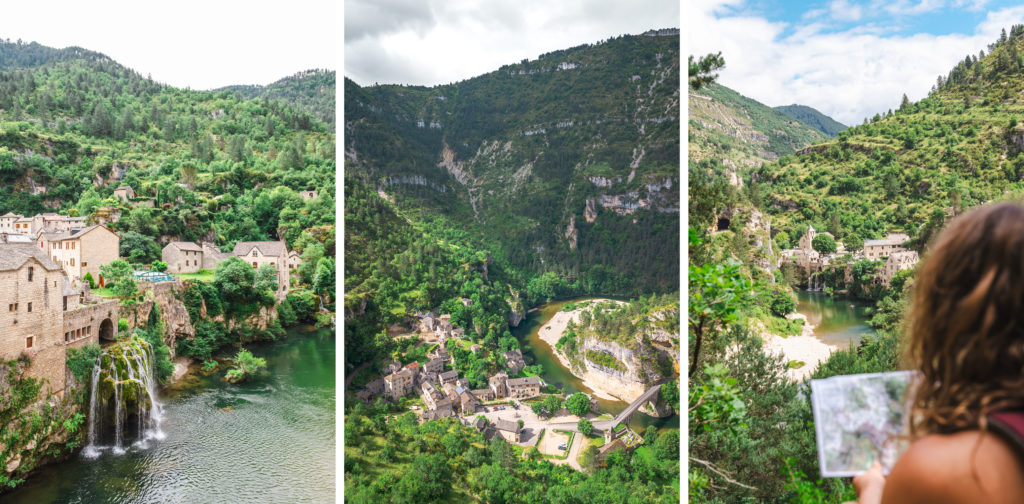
xmin=0 ymin=263 xmax=67 ymax=393
xmin=63 ymin=298 xmax=118 ymax=347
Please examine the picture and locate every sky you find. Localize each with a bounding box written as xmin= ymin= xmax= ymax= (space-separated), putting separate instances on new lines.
xmin=0 ymin=0 xmax=336 ymax=90
xmin=689 ymin=0 xmax=1024 ymax=125
xmin=344 ymin=0 xmax=680 ymax=87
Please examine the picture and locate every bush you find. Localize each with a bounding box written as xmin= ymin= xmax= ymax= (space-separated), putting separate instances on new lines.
xmin=578 ymin=418 xmax=593 ymax=435
xmin=566 ymin=392 xmax=591 ymax=417
xmin=202 ymin=360 xmax=218 ymax=372
xmin=812 ymin=234 xmax=837 ymax=254
xmin=225 ymin=348 xmax=267 ymax=383
xmin=769 ymin=287 xmax=797 ymax=317
xmin=277 ymin=297 xmax=297 ymax=326
xmin=83 ymin=272 xmax=96 ymax=289
xmin=66 ymin=344 xmax=101 ymax=385
xmin=287 ymin=291 xmax=316 ymax=322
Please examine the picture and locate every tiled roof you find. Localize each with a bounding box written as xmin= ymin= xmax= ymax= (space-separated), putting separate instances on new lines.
xmin=496 ymin=419 xmax=519 ymax=432
xmin=0 ymin=244 xmax=62 ymax=271
xmin=232 ymin=241 xmax=287 ymax=257
xmin=507 ymin=376 xmax=541 ymax=387
xmin=167 ymin=241 xmax=203 ymax=252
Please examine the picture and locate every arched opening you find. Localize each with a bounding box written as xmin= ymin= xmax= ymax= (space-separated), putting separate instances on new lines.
xmin=716 ymin=217 xmax=730 ymax=231
xmin=99 ymin=318 xmax=115 ymax=341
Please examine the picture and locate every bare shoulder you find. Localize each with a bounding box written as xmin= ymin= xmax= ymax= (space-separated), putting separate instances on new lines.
xmin=882 ymin=430 xmax=1024 ymax=503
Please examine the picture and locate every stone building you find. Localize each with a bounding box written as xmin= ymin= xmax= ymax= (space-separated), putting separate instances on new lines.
xmin=504 ymin=349 xmax=526 ymax=375
xmin=864 ymin=233 xmax=911 ymax=260
xmin=45 ymin=225 xmax=120 ymax=286
xmin=232 ymin=241 xmax=291 ymax=299
xmin=506 ymin=376 xmax=542 ymax=399
xmin=0 ymin=244 xmax=118 ymax=395
xmin=424 ymin=356 xmax=444 ymax=374
xmin=201 ymin=242 xmax=231 ymax=270
xmin=471 ymin=388 xmax=494 ymax=401
xmin=287 ymin=250 xmax=302 ymax=270
xmin=882 ymin=250 xmax=919 ymax=285
xmin=162 ymin=241 xmax=205 ymax=274
xmin=495 ymin=419 xmax=521 ymax=442
xmin=457 ymin=388 xmax=480 ymax=414
xmin=113 ymin=186 xmax=136 ymax=202
xmin=439 ymin=370 xmax=459 ymax=387
xmin=489 ymin=371 xmax=508 ymax=399
xmin=421 ymin=381 xmax=452 ymax=412
xmin=0 ymin=213 xmax=22 ymax=233
xmin=383 ymin=368 xmax=414 ymax=400
xmin=299 ymin=190 xmax=318 ymax=200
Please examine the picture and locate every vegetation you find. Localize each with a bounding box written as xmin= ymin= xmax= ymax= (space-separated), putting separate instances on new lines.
xmin=578 ymin=418 xmax=594 ymax=436
xmin=774 ymin=104 xmax=848 ymax=137
xmin=344 ymin=401 xmax=680 ymax=503
xmin=225 ymin=349 xmax=267 ymax=384
xmin=565 ymin=392 xmax=591 ymax=417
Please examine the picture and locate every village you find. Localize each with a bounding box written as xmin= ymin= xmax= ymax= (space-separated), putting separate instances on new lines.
xmin=0 ymin=185 xmax=303 ymax=397
xmin=352 ymin=311 xmax=648 ymax=470
xmin=779 ymin=225 xmax=920 ymax=289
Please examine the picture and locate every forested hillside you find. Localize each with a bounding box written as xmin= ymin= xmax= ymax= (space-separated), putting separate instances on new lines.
xmin=689 ymin=83 xmax=827 ymax=173
xmin=345 ymin=32 xmax=679 ymax=299
xmin=0 ymin=38 xmax=335 ymax=290
xmin=689 ymin=26 xmax=1024 ymax=503
xmin=774 ymin=104 xmax=847 ymax=137
xmin=216 ymin=69 xmax=335 ymax=125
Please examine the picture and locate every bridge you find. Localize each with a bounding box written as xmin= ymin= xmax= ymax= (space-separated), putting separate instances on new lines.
xmin=547 ymin=381 xmax=665 ymax=436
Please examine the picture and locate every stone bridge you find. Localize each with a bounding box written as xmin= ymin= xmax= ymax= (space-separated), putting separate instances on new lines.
xmin=547 ymin=381 xmax=666 ymax=438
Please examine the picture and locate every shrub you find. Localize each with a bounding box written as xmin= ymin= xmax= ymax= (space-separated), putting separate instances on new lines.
xmin=152 ymin=260 xmax=168 ymax=272
xmin=66 ymin=344 xmax=101 ymax=385
xmin=83 ymin=272 xmax=96 ymax=289
xmin=566 ymin=392 xmax=591 ymax=417
xmin=578 ymin=418 xmax=593 ymax=435
xmin=225 ymin=348 xmax=267 ymax=383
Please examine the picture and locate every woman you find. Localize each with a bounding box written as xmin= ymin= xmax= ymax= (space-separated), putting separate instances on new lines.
xmin=850 ymin=203 xmax=1024 ymax=503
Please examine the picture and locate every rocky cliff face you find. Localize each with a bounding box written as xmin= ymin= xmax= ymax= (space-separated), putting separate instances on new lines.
xmin=133 ymin=281 xmax=194 ymax=355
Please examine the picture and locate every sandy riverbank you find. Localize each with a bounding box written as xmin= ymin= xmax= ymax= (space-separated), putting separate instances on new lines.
xmin=764 ymin=313 xmax=836 ymax=382
xmin=536 ymin=299 xmax=627 ymax=401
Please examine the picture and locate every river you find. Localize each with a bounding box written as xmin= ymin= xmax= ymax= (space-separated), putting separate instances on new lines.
xmin=5 ymin=325 xmax=336 ymax=504
xmin=796 ymin=291 xmax=873 ymax=348
xmin=512 ymin=297 xmax=680 ymax=432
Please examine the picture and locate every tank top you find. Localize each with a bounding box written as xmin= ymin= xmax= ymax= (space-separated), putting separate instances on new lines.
xmin=988 ymin=409 xmax=1024 ymax=458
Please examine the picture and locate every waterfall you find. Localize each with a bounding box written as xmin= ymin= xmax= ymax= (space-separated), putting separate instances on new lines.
xmin=82 ymin=361 xmax=102 ymax=458
xmin=81 ymin=336 xmax=166 ymax=458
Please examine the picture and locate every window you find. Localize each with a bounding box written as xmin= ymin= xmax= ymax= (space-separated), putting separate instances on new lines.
xmin=70 ymin=258 xmax=75 ymax=266
xmin=27 ymin=267 xmax=33 ymax=282
xmin=63 ymin=296 xmax=67 ymax=311
xmin=65 ymin=332 xmax=69 ymax=343
xmin=25 ymin=336 xmax=32 ymax=348
xmin=8 ymin=304 xmax=13 ymax=312
xmin=253 ymin=262 xmax=258 ymax=268
xmin=27 ymin=302 xmax=32 ymax=312
xmin=82 ymin=262 xmax=87 ymax=267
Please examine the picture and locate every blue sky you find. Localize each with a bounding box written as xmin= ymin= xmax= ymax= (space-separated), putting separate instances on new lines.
xmin=689 ymin=0 xmax=1024 ymax=124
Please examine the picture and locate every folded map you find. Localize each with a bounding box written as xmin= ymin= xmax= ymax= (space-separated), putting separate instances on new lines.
xmin=810 ymin=370 xmax=918 ymax=477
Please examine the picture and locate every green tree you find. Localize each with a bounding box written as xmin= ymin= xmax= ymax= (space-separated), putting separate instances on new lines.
xmin=811 ymin=234 xmax=837 ymax=254
xmin=688 ymin=258 xmax=752 ymax=377
xmin=769 ymin=287 xmax=796 ymax=317
xmin=689 ymin=52 xmax=725 ymax=91
xmin=578 ymin=417 xmax=593 ymax=435
xmin=225 ymin=348 xmax=267 ymax=383
xmin=566 ymin=392 xmax=591 ymax=417
xmin=100 ymin=259 xmax=137 ymax=302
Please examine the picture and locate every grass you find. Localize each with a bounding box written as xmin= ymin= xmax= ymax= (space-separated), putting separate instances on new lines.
xmin=767 ymin=315 xmax=804 ymax=337
xmin=549 ymin=430 xmax=576 ymax=460
xmin=91 ymin=287 xmax=117 ymax=298
xmin=175 ymin=272 xmax=215 ymax=282
xmin=787 ymin=360 xmax=806 ymax=369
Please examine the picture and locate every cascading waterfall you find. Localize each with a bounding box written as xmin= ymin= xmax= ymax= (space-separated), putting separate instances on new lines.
xmin=81 ymin=336 xmax=165 ymax=458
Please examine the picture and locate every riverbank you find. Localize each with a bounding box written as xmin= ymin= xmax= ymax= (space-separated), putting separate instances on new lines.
xmin=763 ymin=313 xmax=836 ymax=382
xmin=535 ymin=299 xmax=628 ymax=401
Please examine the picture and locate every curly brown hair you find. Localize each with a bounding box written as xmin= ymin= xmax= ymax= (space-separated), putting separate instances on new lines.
xmin=908 ymin=202 xmax=1024 ymax=437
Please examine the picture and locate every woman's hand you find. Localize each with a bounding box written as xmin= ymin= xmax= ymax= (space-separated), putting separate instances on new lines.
xmin=842 ymin=461 xmax=886 ymax=504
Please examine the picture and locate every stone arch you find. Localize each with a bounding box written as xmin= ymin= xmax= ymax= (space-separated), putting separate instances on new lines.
xmin=99 ymin=318 xmax=115 ymax=341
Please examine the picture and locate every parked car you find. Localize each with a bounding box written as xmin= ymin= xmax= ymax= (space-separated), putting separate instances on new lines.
xmin=493 ymin=406 xmax=499 ymax=411
xmin=558 ymin=444 xmax=567 ymax=450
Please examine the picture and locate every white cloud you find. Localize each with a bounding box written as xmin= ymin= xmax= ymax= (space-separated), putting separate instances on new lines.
xmin=954 ymin=0 xmax=990 ymax=12
xmin=345 ymin=0 xmax=680 ymax=87
xmin=877 ymin=0 xmax=946 ymax=16
xmin=688 ymin=1 xmax=1024 ymax=125
xmin=830 ymin=0 xmax=863 ymax=22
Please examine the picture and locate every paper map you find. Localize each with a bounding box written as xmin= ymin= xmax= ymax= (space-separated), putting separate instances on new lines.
xmin=810 ymin=371 xmax=917 ymax=477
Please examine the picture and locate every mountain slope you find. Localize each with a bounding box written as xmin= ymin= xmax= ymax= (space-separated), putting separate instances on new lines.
xmin=689 ymin=83 xmax=827 ymax=175
xmin=756 ymin=24 xmax=1024 ymax=250
xmin=216 ymin=69 xmax=335 ymax=125
xmin=345 ymin=32 xmax=680 ymax=296
xmin=774 ymin=104 xmax=847 ymax=137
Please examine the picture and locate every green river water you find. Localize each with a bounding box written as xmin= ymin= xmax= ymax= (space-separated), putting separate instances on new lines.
xmin=795 ymin=291 xmax=874 ymax=348
xmin=5 ymin=325 xmax=336 ymax=504
xmin=512 ymin=297 xmax=680 ymax=432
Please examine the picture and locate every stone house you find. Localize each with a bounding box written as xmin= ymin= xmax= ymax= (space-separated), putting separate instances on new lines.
xmin=232 ymin=241 xmax=291 ymax=299
xmin=404 ymin=361 xmax=421 ymax=381
xmin=506 ymin=376 xmax=541 ymax=399
xmin=201 ymin=242 xmax=231 ymax=270
xmin=469 ymin=344 xmax=481 ymax=354
xmin=383 ymin=368 xmax=414 ymax=400
xmin=437 ymin=314 xmax=453 ymax=333
xmin=424 ymin=357 xmax=444 ymax=374
xmin=366 ymin=378 xmax=385 ymax=396
xmin=40 ymin=214 xmax=86 ymax=233
xmin=299 ymin=190 xmax=318 ymax=200
xmin=489 ymin=371 xmax=508 ymax=399
xmin=113 ymin=186 xmax=136 ymax=202
xmin=439 ymin=370 xmax=459 ymax=387
xmin=471 ymin=388 xmax=494 ymax=401
xmin=382 ymin=361 xmax=402 ymax=375
xmin=504 ymin=349 xmax=526 ymax=375
xmin=420 ymin=315 xmax=437 ymax=333
xmin=882 ymin=250 xmax=919 ymax=285
xmin=287 ymin=250 xmax=302 ymax=270
xmin=864 ymin=233 xmax=911 ymax=260
xmin=458 ymin=388 xmax=480 ymax=414
xmin=495 ymin=419 xmax=521 ymax=442
xmin=14 ymin=215 xmax=40 ymax=234
xmin=421 ymin=381 xmax=451 ymax=411
xmin=0 ymin=244 xmax=117 ymax=395
xmin=0 ymin=213 xmax=22 ymax=233
xmin=162 ymin=241 xmax=204 ymax=274
xmin=46 ymin=225 xmax=120 ymax=286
